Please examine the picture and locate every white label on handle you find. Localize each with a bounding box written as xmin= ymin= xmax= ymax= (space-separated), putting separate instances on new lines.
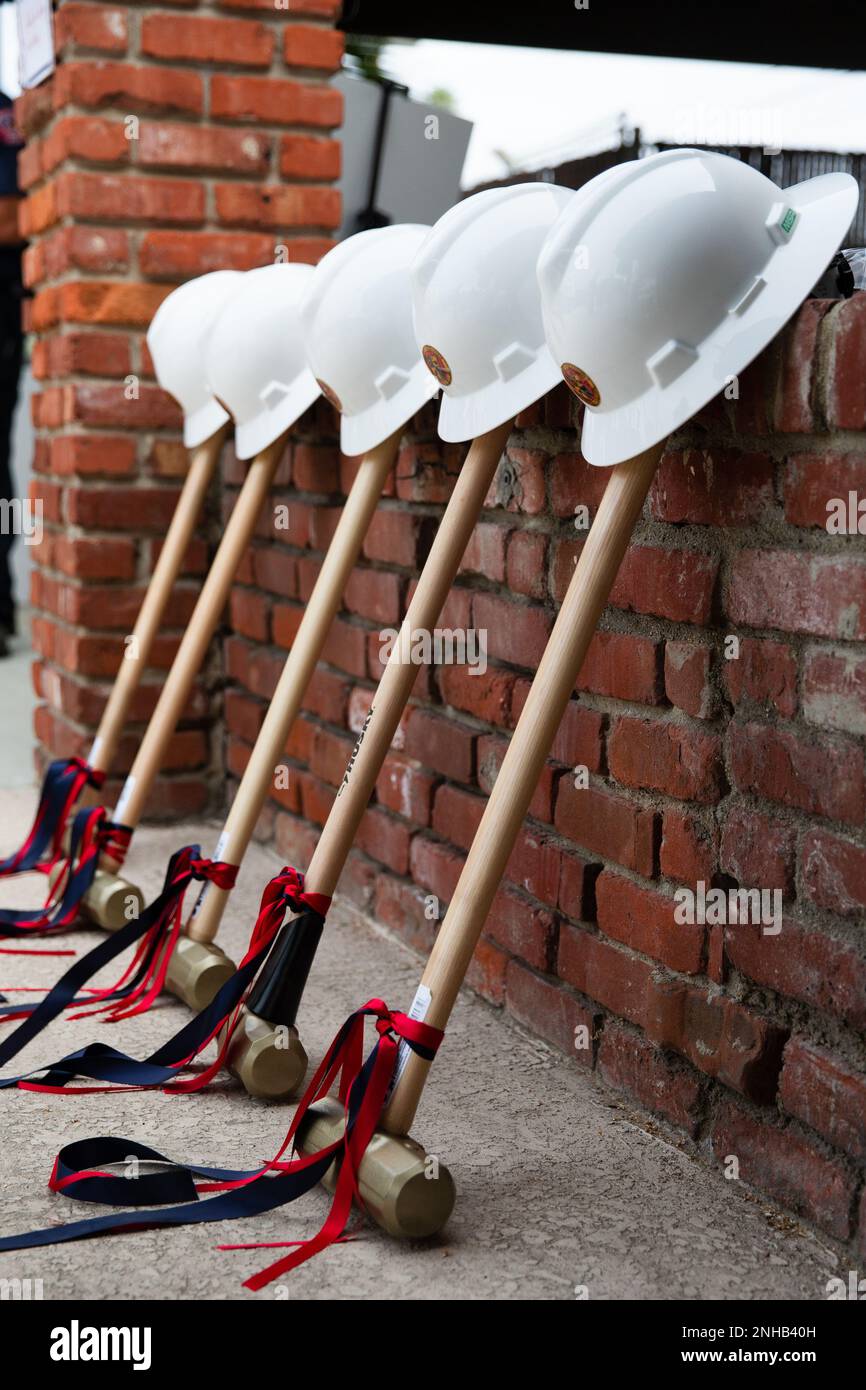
xmin=86 ymin=736 xmax=103 ymax=768
xmin=214 ymin=830 xmax=231 ymax=862
xmin=387 ymin=983 xmax=432 ymax=1101
xmin=113 ymin=774 xmax=135 ymax=825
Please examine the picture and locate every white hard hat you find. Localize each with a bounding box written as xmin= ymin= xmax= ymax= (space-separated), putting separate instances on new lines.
xmin=205 ymin=263 xmax=321 ymax=461
xmin=301 ymin=224 xmax=439 ymax=457
xmin=147 ymin=270 xmax=243 ymax=448
xmin=411 ymin=182 xmax=574 ymax=443
xmin=538 ymin=148 xmax=859 ymax=467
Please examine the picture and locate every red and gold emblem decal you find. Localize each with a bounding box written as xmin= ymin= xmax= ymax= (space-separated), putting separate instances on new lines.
xmin=422 ymin=345 xmax=452 ymax=387
xmin=316 ymin=378 xmax=343 ymax=412
xmin=561 ymin=363 xmax=601 ymax=407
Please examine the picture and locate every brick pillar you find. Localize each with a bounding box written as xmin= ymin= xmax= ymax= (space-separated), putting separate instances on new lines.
xmin=16 ymin=0 xmax=343 ymax=818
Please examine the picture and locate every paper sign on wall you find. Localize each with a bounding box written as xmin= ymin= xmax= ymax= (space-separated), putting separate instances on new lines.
xmin=16 ymin=0 xmax=55 ymax=90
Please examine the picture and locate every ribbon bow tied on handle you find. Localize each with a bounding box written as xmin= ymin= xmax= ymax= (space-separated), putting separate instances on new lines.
xmin=0 ymin=980 xmax=444 ymax=1289
xmin=0 ymin=846 xmax=240 ymax=1066
xmin=0 ymin=865 xmax=319 ymax=1094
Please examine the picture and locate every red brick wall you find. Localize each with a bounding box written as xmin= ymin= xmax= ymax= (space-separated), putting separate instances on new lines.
xmin=18 ymin=0 xmax=343 ymax=815
xmin=226 ymin=296 xmax=866 ymax=1257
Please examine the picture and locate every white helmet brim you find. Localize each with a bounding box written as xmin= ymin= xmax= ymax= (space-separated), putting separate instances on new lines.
xmin=340 ymin=358 xmax=439 ymax=457
xmin=581 ymin=170 xmax=859 ymax=467
xmin=233 ymin=369 xmax=321 ymax=461
xmin=184 ymin=397 xmax=230 ymax=450
xmin=437 ymin=345 xmax=561 ymax=444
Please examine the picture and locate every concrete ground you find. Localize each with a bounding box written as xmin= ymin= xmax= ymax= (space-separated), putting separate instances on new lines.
xmin=0 ymin=787 xmax=846 ymax=1302
xmin=0 ymin=609 xmax=35 ymax=788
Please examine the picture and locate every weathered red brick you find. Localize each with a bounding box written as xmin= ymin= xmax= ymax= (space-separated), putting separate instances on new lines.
xmin=140 ymin=229 xmax=276 ymax=278
xmin=801 ymin=828 xmax=866 ymax=916
xmin=486 ymin=447 xmax=546 ymax=515
xmin=801 ymin=644 xmax=866 ymax=736
xmin=608 ymin=716 xmax=723 ymax=803
xmin=375 ymin=754 xmax=435 ymax=827
xmin=729 ymin=720 xmax=865 ymax=824
xmin=141 ymin=13 xmax=273 ymax=65
xmin=364 ymin=509 xmax=427 ymax=570
xmin=722 ymin=636 xmax=798 ymax=719
xmin=279 ymin=134 xmax=341 ymax=181
xmin=577 ymin=630 xmax=663 ymax=704
xmin=596 ymin=869 xmax=704 ymax=974
xmin=609 ymin=545 xmax=718 ymax=624
xmin=647 ymin=979 xmax=787 ymax=1102
xmin=598 ymin=1021 xmax=704 ymax=1134
xmin=505 ymin=528 xmax=547 ymax=599
xmin=473 ymin=592 xmax=552 ymax=669
xmin=506 ymin=960 xmax=598 ymax=1066
xmin=664 ymin=642 xmax=714 ymax=718
xmin=775 ymin=299 xmax=833 ymax=432
xmin=554 ymin=781 xmax=656 ymax=876
xmin=780 ymin=1038 xmax=866 ymax=1160
xmin=57 ymin=61 xmax=203 ymax=116
xmin=660 ymin=809 xmax=718 ymax=884
xmin=711 ymin=1102 xmax=855 ymax=1240
xmin=783 ymin=451 xmax=866 ymax=529
xmin=55 ymin=3 xmax=128 ymax=52
xmin=727 ymin=549 xmax=866 ymax=641
xmin=726 ymin=917 xmax=866 ymax=1031
xmin=437 ymin=662 xmax=515 ymax=727
xmin=651 ymin=448 xmax=774 ymax=525
xmin=558 ymin=925 xmax=654 ymax=1027
xmin=404 ymin=708 xmax=474 ymax=784
xmin=211 ymin=74 xmax=341 ymax=127
xmin=825 ymin=294 xmax=866 ymax=430
xmin=719 ymin=803 xmax=795 ymax=894
xmin=283 ymin=22 xmax=344 ymax=69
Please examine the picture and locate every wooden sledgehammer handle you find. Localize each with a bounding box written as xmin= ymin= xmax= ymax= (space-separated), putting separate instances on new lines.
xmin=110 ymin=433 xmax=286 ymax=836
xmin=383 ymin=440 xmax=665 ymax=1136
xmin=187 ymin=429 xmax=403 ymax=946
xmin=301 ymin=419 xmax=514 ymax=901
xmin=88 ymin=429 xmax=225 ymax=778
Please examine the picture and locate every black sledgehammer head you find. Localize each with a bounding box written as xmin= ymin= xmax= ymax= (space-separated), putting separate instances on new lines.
xmin=228 ymin=907 xmax=323 ymax=1100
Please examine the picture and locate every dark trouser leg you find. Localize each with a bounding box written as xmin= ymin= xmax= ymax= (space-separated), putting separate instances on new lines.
xmin=0 ymin=377 xmax=18 ymax=631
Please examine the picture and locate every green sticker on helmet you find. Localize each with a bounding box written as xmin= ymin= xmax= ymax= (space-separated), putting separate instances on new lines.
xmin=780 ymin=207 xmax=797 ymax=236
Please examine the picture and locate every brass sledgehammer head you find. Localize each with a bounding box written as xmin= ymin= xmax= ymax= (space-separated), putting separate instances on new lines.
xmin=47 ymin=863 xmax=144 ymax=932
xmin=226 ymin=1009 xmax=308 ymax=1101
xmin=296 ymin=1097 xmax=456 ymax=1239
xmin=163 ymin=935 xmax=237 ymax=1012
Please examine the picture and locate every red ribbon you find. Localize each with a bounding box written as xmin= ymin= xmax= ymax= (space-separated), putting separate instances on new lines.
xmin=217 ymin=998 xmax=443 ymax=1287
xmin=9 ymin=810 xmax=131 ymax=943
xmin=165 ymin=865 xmax=327 ymax=1094
xmin=0 ymin=757 xmax=105 ymax=880
xmin=71 ymin=851 xmax=239 ymax=1025
xmin=43 ymin=760 xmax=106 ymax=873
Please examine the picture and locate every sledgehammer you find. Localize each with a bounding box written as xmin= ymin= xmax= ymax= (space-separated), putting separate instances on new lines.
xmin=293 ymin=441 xmax=664 ymax=1234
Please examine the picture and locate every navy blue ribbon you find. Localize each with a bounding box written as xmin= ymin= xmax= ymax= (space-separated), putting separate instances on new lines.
xmin=0 ymin=757 xmax=104 ymax=877
xmin=0 ymin=845 xmax=243 ymax=1077
xmin=0 ymin=1003 xmax=438 ymax=1262
xmin=0 ymin=868 xmax=308 ymax=1089
xmin=0 ymin=805 xmax=130 ymax=937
